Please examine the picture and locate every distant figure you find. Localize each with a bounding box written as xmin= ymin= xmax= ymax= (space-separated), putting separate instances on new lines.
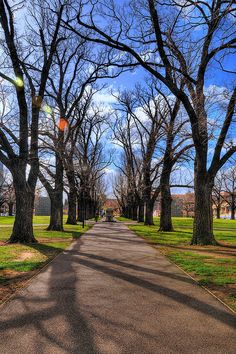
xmin=105 ymin=208 xmax=114 ymax=222
xmin=95 ymin=211 xmax=99 ymax=222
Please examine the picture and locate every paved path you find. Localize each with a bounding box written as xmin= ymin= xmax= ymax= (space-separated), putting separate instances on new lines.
xmin=0 ymin=222 xmax=235 ymax=354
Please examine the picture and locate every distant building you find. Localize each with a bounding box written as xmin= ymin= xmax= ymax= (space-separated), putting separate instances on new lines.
xmin=35 ymin=196 xmax=51 ymax=216
xmin=212 ymin=191 xmax=236 ymax=219
xmin=153 ymin=193 xmax=195 ymax=217
xmin=103 ymin=199 xmax=120 ymax=214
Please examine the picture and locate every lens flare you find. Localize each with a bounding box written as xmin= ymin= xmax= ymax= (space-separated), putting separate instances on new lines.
xmin=15 ymin=77 xmax=24 ymax=87
xmin=58 ymin=118 xmax=69 ymax=131
xmin=42 ymin=104 xmax=53 ymax=115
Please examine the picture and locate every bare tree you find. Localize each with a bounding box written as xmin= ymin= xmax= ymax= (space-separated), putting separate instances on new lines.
xmin=112 ymin=82 xmax=193 ymax=227
xmin=0 ymin=0 xmax=66 ymax=242
xmin=74 ymin=107 xmax=110 ymax=221
xmin=212 ymin=171 xmax=225 ymax=219
xmin=65 ymin=0 xmax=236 ymax=244
xmin=222 ymin=166 xmax=236 ymax=220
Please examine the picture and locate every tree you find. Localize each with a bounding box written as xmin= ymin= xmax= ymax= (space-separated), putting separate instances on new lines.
xmin=212 ymin=171 xmax=225 ymax=219
xmin=0 ymin=0 xmax=66 ymax=242
xmin=112 ymin=82 xmax=193 ymax=227
xmin=73 ymin=106 xmax=110 ymax=221
xmin=111 ymin=104 xmax=143 ymax=222
xmin=222 ymin=166 xmax=236 ymax=220
xmin=66 ymin=0 xmax=236 ymax=244
xmin=38 ymin=38 xmax=98 ymax=230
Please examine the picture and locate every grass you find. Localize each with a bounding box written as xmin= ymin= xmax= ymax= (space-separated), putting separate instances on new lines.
xmin=0 ymin=222 xmax=91 ymax=302
xmin=121 ymin=217 xmax=236 ymax=312
xmin=0 ymin=215 xmax=69 ymax=225
xmin=117 ymin=216 xmax=236 ymax=229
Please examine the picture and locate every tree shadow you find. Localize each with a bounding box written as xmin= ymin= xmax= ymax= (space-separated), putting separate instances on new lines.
xmin=0 ymin=227 xmax=236 ymax=353
xmin=0 ymin=241 xmax=97 ymax=353
xmin=71 ymin=255 xmax=236 ymax=329
xmin=75 ymin=251 xmax=195 ymax=285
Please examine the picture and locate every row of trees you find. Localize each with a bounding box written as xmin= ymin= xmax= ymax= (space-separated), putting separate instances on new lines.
xmin=64 ymin=0 xmax=236 ymax=245
xmin=0 ymin=172 xmax=15 ymax=216
xmin=0 ymin=0 xmax=110 ymax=242
xmin=0 ymin=0 xmax=235 ymax=245
xmin=212 ymin=166 xmax=236 ymax=220
xmin=112 ymin=81 xmax=193 ymax=231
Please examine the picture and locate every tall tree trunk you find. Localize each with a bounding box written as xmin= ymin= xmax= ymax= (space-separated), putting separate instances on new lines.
xmin=145 ymin=199 xmax=154 ymax=225
xmin=47 ymin=153 xmax=64 ymax=231
xmin=47 ymin=191 xmax=64 ymax=231
xmin=9 ymin=169 xmax=37 ymax=243
xmin=132 ymin=204 xmax=138 ymax=221
xmin=159 ymin=171 xmax=173 ymax=231
xmin=230 ymin=195 xmax=235 ymax=220
xmin=216 ymin=206 xmax=221 ymax=219
xmin=159 ymin=186 xmax=173 ymax=231
xmin=67 ymin=191 xmax=77 ymax=224
xmin=191 ymin=166 xmax=216 ymax=245
xmin=66 ymin=171 xmax=77 ymax=225
xmin=8 ymin=202 xmax=14 ymax=216
xmin=138 ymin=201 xmax=144 ymax=222
xmin=77 ymin=195 xmax=81 ymax=221
xmin=127 ymin=206 xmax=132 ymax=219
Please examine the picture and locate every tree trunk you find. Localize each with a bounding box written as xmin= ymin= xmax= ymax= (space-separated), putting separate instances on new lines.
xmin=47 ymin=191 xmax=64 ymax=231
xmin=145 ymin=199 xmax=154 ymax=225
xmin=216 ymin=206 xmax=221 ymax=219
xmin=8 ymin=202 xmax=14 ymax=216
xmin=47 ymin=153 xmax=64 ymax=231
xmin=77 ymin=195 xmax=82 ymax=221
xmin=65 ymin=160 xmax=77 ymax=224
xmin=191 ymin=168 xmax=216 ymax=245
xmin=138 ymin=201 xmax=144 ymax=222
xmin=132 ymin=204 xmax=138 ymax=221
xmin=9 ymin=173 xmax=37 ymax=243
xmin=66 ymin=191 xmax=77 ymax=224
xmin=159 ymin=174 xmax=173 ymax=231
xmin=230 ymin=195 xmax=235 ymax=220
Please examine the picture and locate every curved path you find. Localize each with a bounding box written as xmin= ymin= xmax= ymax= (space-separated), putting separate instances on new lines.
xmin=0 ymin=222 xmax=235 ymax=354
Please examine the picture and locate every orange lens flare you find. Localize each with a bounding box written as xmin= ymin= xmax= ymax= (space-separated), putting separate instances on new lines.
xmin=58 ymin=118 xmax=69 ymax=131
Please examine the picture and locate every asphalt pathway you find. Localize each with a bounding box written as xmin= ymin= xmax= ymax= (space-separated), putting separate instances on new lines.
xmin=0 ymin=221 xmax=235 ymax=354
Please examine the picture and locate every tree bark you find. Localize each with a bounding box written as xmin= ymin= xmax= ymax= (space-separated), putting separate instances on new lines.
xmin=77 ymin=195 xmax=83 ymax=221
xmin=144 ymin=199 xmax=154 ymax=225
xmin=216 ymin=206 xmax=221 ymax=219
xmin=8 ymin=202 xmax=14 ymax=216
xmin=138 ymin=201 xmax=144 ymax=222
xmin=9 ymin=170 xmax=37 ymax=243
xmin=47 ymin=191 xmax=64 ymax=231
xmin=159 ymin=170 xmax=174 ymax=231
xmin=66 ymin=191 xmax=77 ymax=224
xmin=46 ymin=152 xmax=64 ymax=231
xmin=132 ymin=204 xmax=138 ymax=221
xmin=159 ymin=186 xmax=173 ymax=231
xmin=230 ymin=195 xmax=235 ymax=220
xmin=66 ymin=170 xmax=77 ymax=225
xmin=191 ymin=167 xmax=216 ymax=245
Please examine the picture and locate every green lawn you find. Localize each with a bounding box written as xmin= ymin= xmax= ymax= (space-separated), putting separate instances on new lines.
xmin=159 ymin=217 xmax=236 ymax=230
xmin=0 ymin=223 xmax=91 ymax=302
xmin=122 ymin=217 xmax=236 ymax=312
xmin=0 ymin=215 xmax=69 ymax=225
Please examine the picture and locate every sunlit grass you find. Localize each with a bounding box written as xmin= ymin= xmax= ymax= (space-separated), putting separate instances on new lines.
xmin=0 ymin=224 xmax=91 ymax=290
xmin=125 ymin=219 xmax=236 ymax=312
xmin=0 ymin=215 xmax=68 ymax=225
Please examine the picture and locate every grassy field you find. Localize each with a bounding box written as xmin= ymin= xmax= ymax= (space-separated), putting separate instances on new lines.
xmin=0 ymin=223 xmax=91 ymax=304
xmin=119 ymin=217 xmax=236 ymax=312
xmin=0 ymin=215 xmax=69 ymax=225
